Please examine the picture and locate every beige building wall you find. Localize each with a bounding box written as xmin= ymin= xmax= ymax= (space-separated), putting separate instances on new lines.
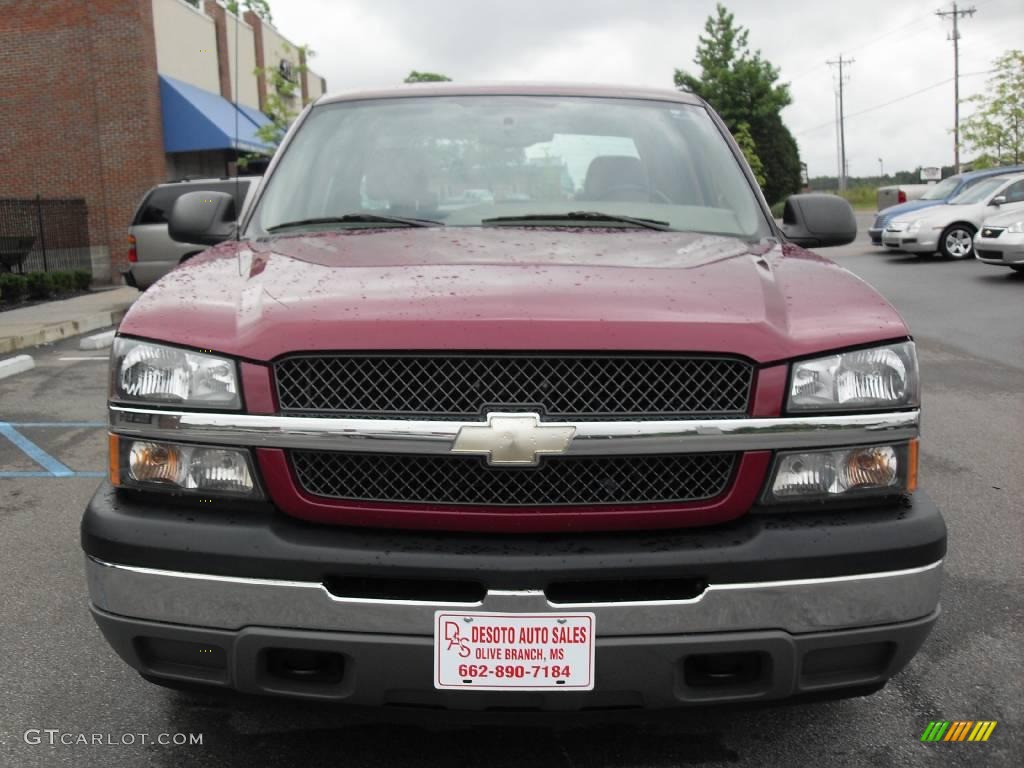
xmin=225 ymin=10 xmax=259 ymax=110
xmin=306 ymin=68 xmax=326 ymax=101
xmin=260 ymin=21 xmax=302 ymax=112
xmin=152 ymin=0 xmax=220 ymax=93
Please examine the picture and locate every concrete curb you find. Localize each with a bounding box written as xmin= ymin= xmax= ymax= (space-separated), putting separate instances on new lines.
xmin=79 ymin=329 xmax=117 ymax=350
xmin=0 ymin=306 xmax=131 ymax=355
xmin=0 ymin=354 xmax=35 ymax=380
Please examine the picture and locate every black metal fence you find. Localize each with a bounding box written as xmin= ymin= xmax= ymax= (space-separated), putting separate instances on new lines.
xmin=0 ymin=197 xmax=92 ymax=274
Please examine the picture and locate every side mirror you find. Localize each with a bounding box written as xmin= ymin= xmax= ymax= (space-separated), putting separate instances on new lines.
xmin=990 ymin=195 xmax=1006 ymax=207
xmin=168 ymin=191 xmax=236 ymax=245
xmin=779 ymin=193 xmax=857 ymax=248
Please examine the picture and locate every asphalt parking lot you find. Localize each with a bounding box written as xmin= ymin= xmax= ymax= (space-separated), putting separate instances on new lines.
xmin=0 ymin=231 xmax=1021 ymax=767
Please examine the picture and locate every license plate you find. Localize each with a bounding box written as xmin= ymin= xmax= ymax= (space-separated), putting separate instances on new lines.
xmin=434 ymin=612 xmax=595 ymax=691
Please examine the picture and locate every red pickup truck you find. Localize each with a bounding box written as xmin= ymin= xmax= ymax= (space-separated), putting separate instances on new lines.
xmin=83 ymin=83 xmax=944 ymax=708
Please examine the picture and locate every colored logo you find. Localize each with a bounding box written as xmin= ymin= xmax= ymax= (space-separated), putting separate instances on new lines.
xmin=920 ymin=721 xmax=997 ymax=742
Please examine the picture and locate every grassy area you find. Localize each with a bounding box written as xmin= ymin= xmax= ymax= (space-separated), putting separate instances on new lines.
xmin=769 ymin=186 xmax=877 ymax=219
xmin=838 ymin=186 xmax=877 ymax=211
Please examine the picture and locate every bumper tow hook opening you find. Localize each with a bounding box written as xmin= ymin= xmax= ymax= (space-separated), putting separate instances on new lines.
xmin=266 ymin=648 xmax=345 ymax=685
xmin=684 ymin=651 xmax=767 ymax=689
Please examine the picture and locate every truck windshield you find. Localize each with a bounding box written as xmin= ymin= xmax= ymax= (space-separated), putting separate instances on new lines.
xmin=919 ymin=176 xmax=960 ymax=201
xmin=248 ymin=96 xmax=769 ymax=240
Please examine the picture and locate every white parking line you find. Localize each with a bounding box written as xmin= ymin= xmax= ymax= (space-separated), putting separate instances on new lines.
xmin=0 ymin=355 xmax=35 ymax=380
xmin=58 ymin=357 xmax=108 ymax=361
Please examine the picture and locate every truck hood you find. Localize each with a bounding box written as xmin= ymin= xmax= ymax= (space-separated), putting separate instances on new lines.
xmin=120 ymin=228 xmax=908 ymax=364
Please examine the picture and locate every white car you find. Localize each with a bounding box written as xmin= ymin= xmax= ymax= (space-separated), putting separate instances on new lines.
xmin=883 ymin=173 xmax=1024 ymax=259
xmin=975 ymin=208 xmax=1024 ymax=273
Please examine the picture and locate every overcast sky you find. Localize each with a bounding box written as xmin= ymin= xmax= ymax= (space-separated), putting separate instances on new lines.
xmin=271 ymin=0 xmax=1022 ymax=179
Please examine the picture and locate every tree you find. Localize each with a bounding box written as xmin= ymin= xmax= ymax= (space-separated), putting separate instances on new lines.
xmin=732 ymin=122 xmax=765 ymax=186
xmin=252 ymin=41 xmax=314 ymax=148
xmin=404 ymin=71 xmax=452 ymax=83
xmin=226 ymin=0 xmax=273 ymax=24
xmin=674 ymin=4 xmax=801 ymax=204
xmin=960 ymin=50 xmax=1023 ymax=166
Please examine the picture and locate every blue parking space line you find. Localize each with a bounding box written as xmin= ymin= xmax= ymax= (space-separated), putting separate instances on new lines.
xmin=0 ymin=471 xmax=105 ymax=478
xmin=0 ymin=422 xmax=76 ymax=477
xmin=9 ymin=422 xmax=106 ymax=428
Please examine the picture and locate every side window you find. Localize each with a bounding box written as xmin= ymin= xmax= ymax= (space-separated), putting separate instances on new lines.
xmin=135 ymin=187 xmax=188 ymax=225
xmin=999 ymin=180 xmax=1024 ymax=204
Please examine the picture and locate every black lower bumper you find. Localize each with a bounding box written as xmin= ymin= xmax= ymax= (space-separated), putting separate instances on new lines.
xmin=82 ymin=485 xmax=945 ymax=707
xmin=81 ymin=484 xmax=946 ymax=587
xmin=92 ymin=607 xmax=938 ymax=709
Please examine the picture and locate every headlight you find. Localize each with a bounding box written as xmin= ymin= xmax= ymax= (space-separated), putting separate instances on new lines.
xmin=1006 ymin=220 xmax=1024 ymax=234
xmin=907 ymin=220 xmax=922 ymax=233
xmin=762 ymin=441 xmax=917 ymax=504
xmin=111 ymin=338 xmax=240 ymax=409
xmin=788 ymin=341 xmax=919 ymax=412
xmin=109 ymin=435 xmax=260 ymax=498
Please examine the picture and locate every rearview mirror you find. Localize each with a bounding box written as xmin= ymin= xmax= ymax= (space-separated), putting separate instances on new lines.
xmin=990 ymin=195 xmax=1007 ymax=207
xmin=168 ymin=191 xmax=236 ymax=245
xmin=779 ymin=193 xmax=857 ymax=248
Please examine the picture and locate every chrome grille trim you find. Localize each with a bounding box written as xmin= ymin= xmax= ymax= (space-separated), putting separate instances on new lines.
xmin=108 ymin=407 xmax=921 ymax=456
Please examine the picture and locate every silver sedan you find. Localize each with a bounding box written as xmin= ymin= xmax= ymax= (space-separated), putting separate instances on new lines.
xmin=975 ymin=208 xmax=1024 ymax=273
xmin=883 ymin=173 xmax=1024 ymax=259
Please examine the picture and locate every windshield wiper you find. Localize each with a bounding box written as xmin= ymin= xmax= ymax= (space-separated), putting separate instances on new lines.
xmin=266 ymin=213 xmax=443 ymax=233
xmin=481 ymin=211 xmax=672 ymax=231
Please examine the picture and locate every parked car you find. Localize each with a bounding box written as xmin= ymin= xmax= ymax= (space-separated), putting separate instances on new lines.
xmin=85 ymin=83 xmax=943 ymax=708
xmin=125 ymin=177 xmax=257 ymax=289
xmin=883 ymin=173 xmax=1024 ymax=259
xmin=975 ymin=208 xmax=1024 ymax=273
xmin=868 ymin=166 xmax=1024 ymax=245
xmin=876 ymin=184 xmax=931 ymax=212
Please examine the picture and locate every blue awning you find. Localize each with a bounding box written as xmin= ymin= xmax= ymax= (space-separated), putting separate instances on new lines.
xmin=159 ymin=75 xmax=274 ymax=154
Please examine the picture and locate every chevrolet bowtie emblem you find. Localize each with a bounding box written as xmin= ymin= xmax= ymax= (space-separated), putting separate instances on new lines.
xmin=451 ymin=413 xmax=576 ymax=466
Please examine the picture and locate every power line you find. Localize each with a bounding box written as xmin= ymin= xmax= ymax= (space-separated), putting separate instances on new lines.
xmin=794 ymin=69 xmax=993 ymax=136
xmin=784 ymin=3 xmax=943 ymax=86
xmin=936 ymin=2 xmax=977 ymax=173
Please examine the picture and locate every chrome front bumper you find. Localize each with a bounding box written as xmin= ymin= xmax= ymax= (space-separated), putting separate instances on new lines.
xmin=86 ymin=556 xmax=943 ymax=637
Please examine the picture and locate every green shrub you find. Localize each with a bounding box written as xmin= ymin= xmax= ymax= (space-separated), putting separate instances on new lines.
xmin=26 ymin=271 xmax=53 ymax=299
xmin=770 ymin=201 xmax=786 ymax=219
xmin=55 ymin=271 xmax=78 ymax=293
xmin=73 ymin=270 xmax=92 ymax=290
xmin=0 ymin=273 xmax=29 ymax=303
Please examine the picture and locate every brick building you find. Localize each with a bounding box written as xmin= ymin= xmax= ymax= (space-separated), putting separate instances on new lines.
xmin=0 ymin=0 xmax=326 ymax=283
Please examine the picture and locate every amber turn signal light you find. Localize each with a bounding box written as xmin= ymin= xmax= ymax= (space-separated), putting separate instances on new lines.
xmin=108 ymin=433 xmax=120 ymax=486
xmin=906 ymin=438 xmax=919 ymax=492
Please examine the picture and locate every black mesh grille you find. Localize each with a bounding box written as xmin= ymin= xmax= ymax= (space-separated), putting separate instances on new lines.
xmin=290 ymin=451 xmax=736 ymax=507
xmin=275 ymin=354 xmax=753 ymax=419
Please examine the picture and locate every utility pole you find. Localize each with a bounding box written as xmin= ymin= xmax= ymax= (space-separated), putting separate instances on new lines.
xmin=936 ymin=2 xmax=976 ymax=173
xmin=827 ymin=55 xmax=854 ymax=192
xmin=878 ymin=157 xmax=884 ymax=178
